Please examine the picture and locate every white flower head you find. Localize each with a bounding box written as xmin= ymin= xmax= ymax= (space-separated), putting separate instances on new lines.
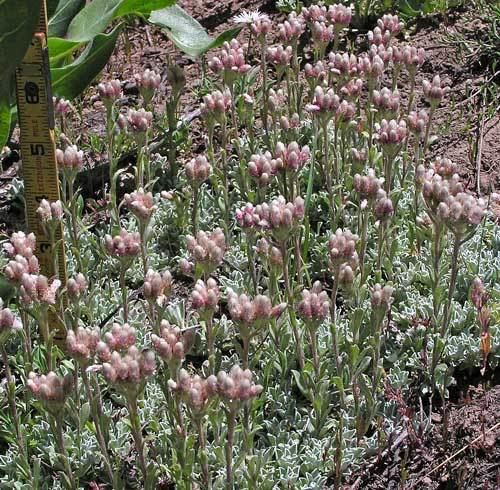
xmin=233 ymin=9 xmax=269 ymax=25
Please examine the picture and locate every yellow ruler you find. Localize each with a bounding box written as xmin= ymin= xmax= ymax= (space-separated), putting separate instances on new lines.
xmin=15 ymin=2 xmax=67 ymax=340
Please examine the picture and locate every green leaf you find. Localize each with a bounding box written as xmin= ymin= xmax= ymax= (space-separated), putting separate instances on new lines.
xmin=48 ymin=0 xmax=86 ymax=37
xmin=66 ymin=0 xmax=122 ymax=42
xmin=47 ymin=0 xmax=60 ymax=18
xmin=0 ymin=0 xmax=42 ymax=82
xmin=149 ymin=5 xmax=242 ymax=57
xmin=48 ymin=37 xmax=81 ymax=65
xmin=114 ymin=0 xmax=176 ymax=18
xmin=52 ymin=24 xmax=122 ymax=99
xmin=0 ymin=81 xmax=12 ymax=148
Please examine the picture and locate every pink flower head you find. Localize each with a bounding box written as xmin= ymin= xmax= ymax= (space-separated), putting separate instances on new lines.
xmin=3 ymin=231 xmax=37 ymax=259
xmin=104 ymin=229 xmax=141 ymax=258
xmin=66 ymin=326 xmax=100 ymax=366
xmin=97 ymin=79 xmax=122 ymax=101
xmin=97 ymin=323 xmax=136 ymax=362
xmin=124 ymin=188 xmax=156 ymax=221
xmin=377 ymin=14 xmax=403 ymax=35
xmin=371 ymin=283 xmax=394 ymax=312
xmin=374 ymin=190 xmax=394 ymax=221
xmin=56 ymin=145 xmax=84 ymax=172
xmin=212 ymin=364 xmax=263 ymax=402
xmin=354 ymin=168 xmax=383 ymax=201
xmin=266 ymin=45 xmax=293 ymax=73
xmin=326 ymin=4 xmax=352 ymax=28
xmin=134 ymin=68 xmax=161 ymax=91
xmin=358 ymin=54 xmax=384 ymax=81
xmin=191 ymin=278 xmax=220 ymax=313
xmin=407 ymin=109 xmax=429 ymax=137
xmin=168 ymin=369 xmax=217 ymax=411
xmin=247 ymin=152 xmax=278 ymax=187
xmin=376 ymin=119 xmax=407 ymax=147
xmin=275 ymin=141 xmax=310 ymax=172
xmin=328 ymin=52 xmax=360 ymax=80
xmin=185 ymin=155 xmax=212 ymax=185
xmin=236 ymin=203 xmax=261 ymax=230
xmin=53 ymin=97 xmax=72 ymax=115
xmin=228 ymin=290 xmax=286 ymax=329
xmin=402 ymin=46 xmax=425 ymax=73
xmin=278 ymin=12 xmax=305 ymax=44
xmin=306 ymin=86 xmax=340 ymax=118
xmin=27 ymin=371 xmax=73 ymax=413
xmin=373 ymin=87 xmax=400 ymax=115
xmin=5 ymin=255 xmax=39 ymax=283
xmin=367 ymin=27 xmax=391 ymax=47
xmin=311 ymin=21 xmax=334 ymax=45
xmin=200 ymin=89 xmax=232 ymax=123
xmin=0 ymin=302 xmax=22 ymax=344
xmin=66 ymin=273 xmax=88 ymax=301
xmin=422 ymin=75 xmax=449 ymax=105
xmin=304 ymin=61 xmax=328 ymax=88
xmin=297 ymin=282 xmax=330 ymax=324
xmin=328 ymin=229 xmax=359 ymax=271
xmin=126 ymin=108 xmax=153 ymax=133
xmin=143 ymin=269 xmax=172 ymax=302
xmin=302 ymin=5 xmax=327 ymax=24
xmin=20 ymin=274 xmax=61 ymax=306
xmin=152 ymin=320 xmax=193 ymax=364
xmin=36 ymin=199 xmax=64 ymax=223
xmin=340 ymin=78 xmax=364 ymax=100
xmin=186 ymin=228 xmax=226 ymax=276
xmin=209 ymin=39 xmax=251 ymax=86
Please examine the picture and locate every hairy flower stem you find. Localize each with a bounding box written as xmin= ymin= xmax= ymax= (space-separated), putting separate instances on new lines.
xmin=330 ymin=279 xmax=344 ymax=407
xmin=422 ymin=105 xmax=436 ymax=157
xmin=359 ymin=208 xmax=370 ymax=284
xmin=281 ymin=243 xmax=305 ymax=370
xmin=441 ymin=235 xmax=462 ymax=337
xmin=224 ymin=407 xmax=237 ymax=490
xmin=81 ymin=369 xmax=118 ymax=488
xmin=205 ymin=315 xmax=216 ymax=374
xmin=127 ymin=397 xmax=151 ymax=488
xmin=307 ymin=325 xmax=320 ymax=377
xmin=260 ymin=41 xmax=270 ymax=142
xmin=20 ymin=310 xmax=33 ymax=370
xmin=246 ymin=237 xmax=258 ymax=295
xmin=106 ymin=106 xmax=119 ymax=228
xmin=376 ymin=221 xmax=387 ymax=273
xmin=322 ymin=121 xmax=336 ymax=224
xmin=49 ymin=415 xmax=76 ymax=489
xmin=1 ymin=347 xmax=32 ymax=480
xmin=166 ymin=98 xmax=179 ymax=184
xmin=195 ymin=417 xmax=211 ymax=489
xmin=119 ymin=266 xmax=129 ymax=323
xmin=39 ymin=308 xmax=53 ymax=371
xmin=431 ymin=223 xmax=444 ymax=324
xmin=407 ymin=75 xmax=416 ymax=114
xmin=191 ymin=185 xmax=200 ymax=234
xmin=220 ymin=121 xmax=231 ymax=243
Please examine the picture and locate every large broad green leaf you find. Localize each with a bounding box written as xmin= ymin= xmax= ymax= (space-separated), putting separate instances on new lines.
xmin=0 ymin=80 xmax=12 ymax=148
xmin=0 ymin=0 xmax=43 ymax=81
xmin=66 ymin=0 xmax=122 ymax=42
xmin=149 ymin=5 xmax=241 ymax=58
xmin=48 ymin=0 xmax=86 ymax=37
xmin=47 ymin=0 xmax=60 ymax=18
xmin=52 ymin=24 xmax=122 ymax=99
xmin=114 ymin=0 xmax=176 ymax=18
xmin=48 ymin=37 xmax=81 ymax=64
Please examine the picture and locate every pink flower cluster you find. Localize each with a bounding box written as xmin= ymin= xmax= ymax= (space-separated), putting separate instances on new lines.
xmin=278 ymin=12 xmax=305 ymax=44
xmin=371 ymin=283 xmax=394 ymax=311
xmin=209 ymin=40 xmax=251 ymax=78
xmin=275 ymin=141 xmax=310 ymax=172
xmin=191 ymin=278 xmax=220 ymax=313
xmin=248 ymin=152 xmax=278 ymax=187
xmin=97 ymin=323 xmax=136 ymax=361
xmin=0 ymin=302 xmax=22 ymax=342
xmin=20 ymin=274 xmax=61 ymax=306
xmin=36 ymin=199 xmax=64 ymax=223
xmin=152 ymin=320 xmax=193 ymax=363
xmin=423 ymin=75 xmax=449 ymax=105
xmin=27 ymin=371 xmax=73 ymax=412
xmin=200 ymin=89 xmax=232 ymax=122
xmin=66 ymin=326 xmax=100 ymax=365
xmin=328 ymin=229 xmax=359 ymax=271
xmin=266 ymin=45 xmax=293 ymax=69
xmin=297 ymin=282 xmax=330 ymax=323
xmin=143 ymin=269 xmax=172 ymax=302
xmin=101 ymin=346 xmax=156 ymax=388
xmin=210 ymin=365 xmax=263 ymax=402
xmin=373 ymin=87 xmax=400 ymax=115
xmin=56 ymin=145 xmax=84 ymax=171
xmin=125 ymin=108 xmax=153 ymax=133
xmin=227 ymin=290 xmax=286 ymax=327
xmin=354 ymin=168 xmax=383 ymax=201
xmin=124 ymin=189 xmax=156 ymax=221
xmin=104 ymin=229 xmax=141 ymax=258
xmin=66 ymin=273 xmax=88 ymax=301
xmin=376 ymin=119 xmax=407 ymax=147
xmin=97 ymin=79 xmax=122 ymax=101
xmin=407 ymin=109 xmax=429 ymax=137
xmin=168 ymin=369 xmax=216 ymax=411
xmin=185 ymin=155 xmax=212 ymax=185
xmin=184 ymin=228 xmax=226 ymax=275
xmin=134 ymin=68 xmax=161 ymax=91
